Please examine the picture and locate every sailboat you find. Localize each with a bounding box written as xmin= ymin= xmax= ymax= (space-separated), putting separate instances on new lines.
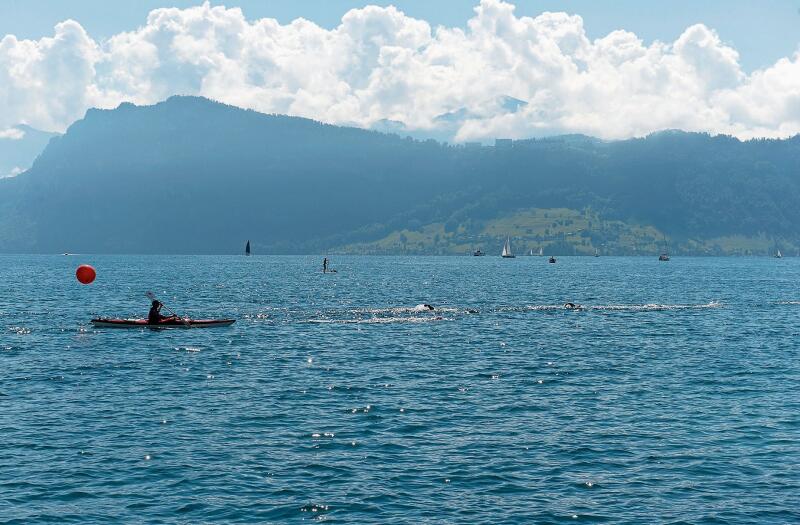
xmin=501 ymin=237 xmax=515 ymax=258
xmin=528 ymin=248 xmax=535 ymax=256
xmin=245 ymin=240 xmax=251 ymax=256
xmin=538 ymin=247 xmax=544 ymax=256
xmin=774 ymin=249 xmax=782 ymax=259
xmin=594 ymin=248 xmax=600 ymax=257
xmin=658 ymin=236 xmax=670 ymax=261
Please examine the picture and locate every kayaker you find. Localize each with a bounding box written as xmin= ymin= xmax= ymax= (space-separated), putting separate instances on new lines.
xmin=148 ymin=300 xmax=177 ymax=325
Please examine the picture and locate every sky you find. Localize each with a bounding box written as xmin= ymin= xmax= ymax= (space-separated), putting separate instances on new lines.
xmin=1 ymin=0 xmax=800 ymax=141
xmin=2 ymin=0 xmax=797 ymax=72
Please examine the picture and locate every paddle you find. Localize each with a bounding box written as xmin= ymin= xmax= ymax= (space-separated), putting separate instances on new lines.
xmin=146 ymin=291 xmax=191 ymax=327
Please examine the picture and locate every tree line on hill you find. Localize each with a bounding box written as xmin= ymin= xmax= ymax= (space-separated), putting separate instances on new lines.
xmin=1 ymin=96 xmax=798 ymax=254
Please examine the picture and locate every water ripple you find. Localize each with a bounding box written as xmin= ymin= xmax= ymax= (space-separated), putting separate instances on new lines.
xmin=0 ymin=255 xmax=798 ymax=523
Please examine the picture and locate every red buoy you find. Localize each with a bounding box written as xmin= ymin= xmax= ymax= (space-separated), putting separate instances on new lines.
xmin=76 ymin=265 xmax=96 ymax=285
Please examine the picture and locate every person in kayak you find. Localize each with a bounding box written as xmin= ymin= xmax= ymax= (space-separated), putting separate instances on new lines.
xmin=148 ymin=300 xmax=178 ymax=325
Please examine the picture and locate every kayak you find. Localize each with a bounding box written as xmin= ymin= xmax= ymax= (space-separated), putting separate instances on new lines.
xmin=91 ymin=318 xmax=235 ymax=329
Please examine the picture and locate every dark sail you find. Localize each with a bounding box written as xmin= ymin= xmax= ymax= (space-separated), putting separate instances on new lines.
xmin=245 ymin=240 xmax=251 ymax=256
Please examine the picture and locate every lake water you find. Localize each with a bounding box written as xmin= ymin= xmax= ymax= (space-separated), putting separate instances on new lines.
xmin=1 ymin=255 xmax=799 ymax=523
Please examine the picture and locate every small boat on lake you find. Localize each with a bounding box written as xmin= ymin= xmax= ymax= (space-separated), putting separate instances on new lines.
xmin=774 ymin=249 xmax=782 ymax=259
xmin=659 ymin=236 xmax=670 ymax=261
xmin=549 ymin=256 xmax=556 ymax=264
xmin=501 ymin=237 xmax=515 ymax=258
xmin=473 ymin=248 xmax=485 ymax=256
xmin=92 ymin=318 xmax=235 ymax=329
xmin=245 ymin=240 xmax=251 ymax=256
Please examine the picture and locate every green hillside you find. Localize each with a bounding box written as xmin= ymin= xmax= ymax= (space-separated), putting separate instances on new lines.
xmin=3 ymin=97 xmax=800 ymax=255
xmin=335 ymin=208 xmax=793 ymax=256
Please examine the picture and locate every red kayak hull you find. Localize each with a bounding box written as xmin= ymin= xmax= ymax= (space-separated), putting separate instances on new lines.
xmin=91 ymin=318 xmax=235 ymax=329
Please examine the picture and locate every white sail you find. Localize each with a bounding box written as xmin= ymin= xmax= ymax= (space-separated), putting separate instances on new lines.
xmin=502 ymin=237 xmax=512 ymax=257
xmin=538 ymin=247 xmax=543 ymax=256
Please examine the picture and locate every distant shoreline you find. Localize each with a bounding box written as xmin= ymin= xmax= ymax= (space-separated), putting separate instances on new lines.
xmin=0 ymin=253 xmax=794 ymax=258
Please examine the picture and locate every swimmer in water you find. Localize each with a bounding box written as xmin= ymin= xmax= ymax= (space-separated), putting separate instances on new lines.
xmin=564 ymin=302 xmax=581 ymax=310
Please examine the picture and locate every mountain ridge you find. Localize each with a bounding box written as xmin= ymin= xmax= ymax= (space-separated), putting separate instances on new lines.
xmin=2 ymin=96 xmax=800 ymax=255
xmin=0 ymin=124 xmax=60 ymax=179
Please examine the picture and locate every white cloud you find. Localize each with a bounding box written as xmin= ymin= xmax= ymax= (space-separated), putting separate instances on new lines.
xmin=1 ymin=166 xmax=24 ymax=178
xmin=0 ymin=0 xmax=799 ymax=141
xmin=0 ymin=19 xmax=100 ymax=132
xmin=0 ymin=127 xmax=24 ymax=139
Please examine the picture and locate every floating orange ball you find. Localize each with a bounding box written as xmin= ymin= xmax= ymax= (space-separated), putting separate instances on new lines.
xmin=76 ymin=265 xmax=96 ymax=285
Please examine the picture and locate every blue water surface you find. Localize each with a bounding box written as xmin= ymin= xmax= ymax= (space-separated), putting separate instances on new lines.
xmin=1 ymin=255 xmax=799 ymax=523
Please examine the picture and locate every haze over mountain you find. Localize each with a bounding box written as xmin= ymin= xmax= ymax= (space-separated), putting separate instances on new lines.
xmin=1 ymin=95 xmax=800 ymax=255
xmin=0 ymin=125 xmax=59 ymax=179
